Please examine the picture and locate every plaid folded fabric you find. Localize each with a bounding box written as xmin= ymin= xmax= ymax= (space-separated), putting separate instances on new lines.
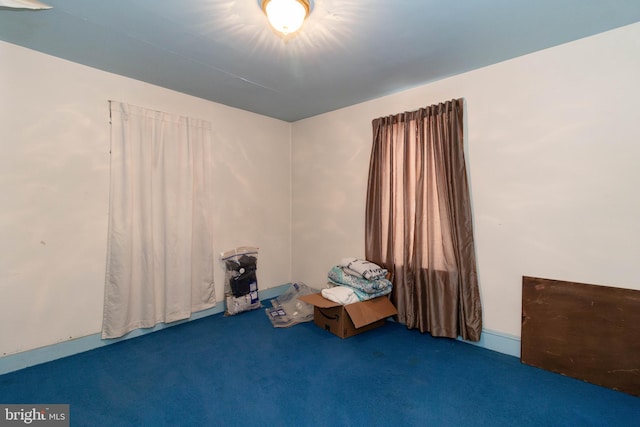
xmin=328 ymin=266 xmax=392 ymax=301
xmin=339 ymin=257 xmax=388 ymax=280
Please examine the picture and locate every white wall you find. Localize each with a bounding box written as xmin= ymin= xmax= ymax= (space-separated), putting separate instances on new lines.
xmin=291 ymin=23 xmax=640 ymax=337
xmin=0 ymin=41 xmax=291 ymax=357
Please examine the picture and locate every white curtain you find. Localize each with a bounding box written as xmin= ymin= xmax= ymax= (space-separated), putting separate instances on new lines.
xmin=102 ymin=101 xmax=216 ymax=339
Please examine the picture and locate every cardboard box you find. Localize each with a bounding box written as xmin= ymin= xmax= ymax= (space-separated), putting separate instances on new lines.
xmin=298 ymin=293 xmax=398 ymax=338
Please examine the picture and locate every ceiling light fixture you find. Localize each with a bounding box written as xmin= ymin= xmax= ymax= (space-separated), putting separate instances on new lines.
xmin=261 ymin=0 xmax=311 ymax=36
xmin=0 ymin=0 xmax=51 ymax=9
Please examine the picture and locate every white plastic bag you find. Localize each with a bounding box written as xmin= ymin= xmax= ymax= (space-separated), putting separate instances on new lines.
xmin=265 ymin=282 xmax=316 ymax=327
xmin=221 ymin=246 xmax=261 ymax=316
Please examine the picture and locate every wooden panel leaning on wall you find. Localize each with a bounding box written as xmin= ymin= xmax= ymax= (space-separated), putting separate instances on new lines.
xmin=521 ymin=276 xmax=640 ymax=397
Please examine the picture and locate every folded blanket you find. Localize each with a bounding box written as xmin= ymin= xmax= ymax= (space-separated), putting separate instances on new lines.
xmin=321 ymin=286 xmax=360 ymax=305
xmin=328 ymin=266 xmax=392 ymax=301
xmin=340 ymin=257 xmax=388 ymax=280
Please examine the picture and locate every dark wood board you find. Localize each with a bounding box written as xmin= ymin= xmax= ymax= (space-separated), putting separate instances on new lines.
xmin=521 ymin=276 xmax=640 ymax=396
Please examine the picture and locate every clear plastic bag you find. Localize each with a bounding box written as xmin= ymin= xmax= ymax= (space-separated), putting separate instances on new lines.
xmin=221 ymin=246 xmax=261 ymax=316
xmin=265 ymin=282 xmax=317 ymax=328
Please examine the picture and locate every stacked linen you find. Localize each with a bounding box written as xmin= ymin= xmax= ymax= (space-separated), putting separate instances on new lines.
xmin=340 ymin=257 xmax=388 ymax=281
xmin=321 ymin=258 xmax=392 ymax=304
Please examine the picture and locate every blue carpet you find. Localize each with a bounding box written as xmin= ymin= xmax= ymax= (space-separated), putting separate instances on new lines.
xmin=1 ymin=307 xmax=638 ymax=426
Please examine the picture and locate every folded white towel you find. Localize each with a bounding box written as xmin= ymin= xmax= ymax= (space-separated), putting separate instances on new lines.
xmin=339 ymin=257 xmax=388 ymax=280
xmin=321 ymin=286 xmax=359 ymax=305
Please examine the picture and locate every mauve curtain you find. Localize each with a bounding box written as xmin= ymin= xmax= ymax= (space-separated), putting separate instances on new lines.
xmin=365 ymin=98 xmax=482 ymax=341
xmin=102 ymin=101 xmax=216 ymax=339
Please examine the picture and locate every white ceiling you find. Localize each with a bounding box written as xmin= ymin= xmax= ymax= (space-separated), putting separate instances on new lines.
xmin=1 ymin=0 xmax=640 ymax=122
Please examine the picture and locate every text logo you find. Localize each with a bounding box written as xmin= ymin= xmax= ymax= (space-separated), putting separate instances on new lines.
xmin=0 ymin=405 xmax=69 ymax=426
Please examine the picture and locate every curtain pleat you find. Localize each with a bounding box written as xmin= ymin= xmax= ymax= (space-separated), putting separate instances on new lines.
xmin=365 ymin=99 xmax=482 ymax=341
xmin=102 ymin=101 xmax=216 ymax=339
